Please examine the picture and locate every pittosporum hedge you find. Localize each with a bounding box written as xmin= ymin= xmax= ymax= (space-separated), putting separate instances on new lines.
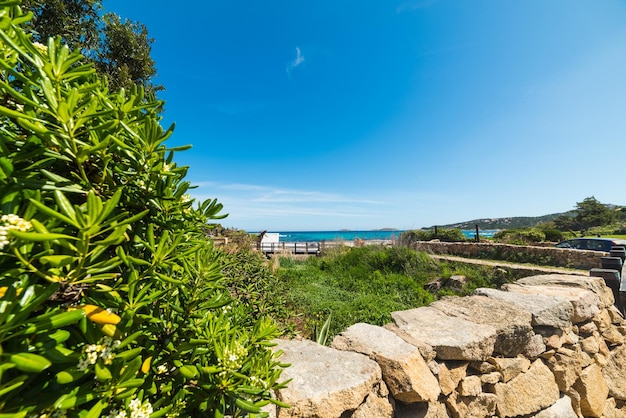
xmin=0 ymin=3 xmax=287 ymax=417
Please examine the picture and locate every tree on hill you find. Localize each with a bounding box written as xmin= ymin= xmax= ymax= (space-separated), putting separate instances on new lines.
xmin=553 ymin=196 xmax=617 ymax=235
xmin=21 ymin=0 xmax=161 ymax=94
xmin=574 ymin=196 xmax=615 ymax=234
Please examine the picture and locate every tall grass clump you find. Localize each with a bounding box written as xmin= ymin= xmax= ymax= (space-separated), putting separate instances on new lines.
xmin=276 ymin=245 xmax=516 ymax=341
xmin=0 ymin=5 xmax=287 ymax=417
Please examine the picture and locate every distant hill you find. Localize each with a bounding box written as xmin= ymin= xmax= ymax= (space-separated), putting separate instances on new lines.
xmin=431 ymin=211 xmax=576 ymax=230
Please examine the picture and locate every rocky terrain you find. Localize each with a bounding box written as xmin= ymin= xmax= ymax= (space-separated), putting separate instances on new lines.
xmin=267 ymin=274 xmax=626 ymax=417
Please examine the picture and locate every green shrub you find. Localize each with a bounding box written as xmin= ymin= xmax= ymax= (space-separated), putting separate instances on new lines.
xmin=493 ymin=228 xmax=545 ymax=244
xmin=0 ymin=5 xmax=286 ymax=417
xmin=538 ymin=228 xmax=564 ymax=242
xmin=399 ymin=228 xmax=466 ymax=244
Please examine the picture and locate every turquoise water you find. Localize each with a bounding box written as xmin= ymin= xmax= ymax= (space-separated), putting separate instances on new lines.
xmin=275 ymin=230 xmax=404 ymax=242
xmin=268 ymin=229 xmax=499 ymax=242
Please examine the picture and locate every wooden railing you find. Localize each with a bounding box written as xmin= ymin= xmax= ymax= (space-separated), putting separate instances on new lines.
xmin=257 ymin=242 xmax=321 ymax=255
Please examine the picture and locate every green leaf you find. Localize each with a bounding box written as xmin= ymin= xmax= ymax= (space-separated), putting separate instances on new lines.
xmin=28 ymin=198 xmax=78 ymax=227
xmin=8 ymin=352 xmax=51 ymax=373
xmin=94 ymin=362 xmax=112 ymax=381
xmin=39 ymin=255 xmax=75 ymax=267
xmin=54 ymin=189 xmax=77 ymax=221
xmin=56 ymin=369 xmax=87 ymax=384
xmin=23 ymin=310 xmax=84 ymax=334
xmin=0 ymin=375 xmax=27 ymax=398
xmin=178 ymin=365 xmax=198 ymax=379
xmin=85 ymin=399 xmax=108 ymax=418
xmin=116 ymin=378 xmax=144 ymax=389
xmin=9 ymin=230 xmax=77 ymax=242
xmin=115 ymin=347 xmax=143 ymax=362
xmin=235 ymin=398 xmax=262 ymax=413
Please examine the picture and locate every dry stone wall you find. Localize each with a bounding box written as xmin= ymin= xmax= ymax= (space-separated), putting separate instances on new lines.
xmin=410 ymin=241 xmax=605 ymax=270
xmin=268 ymin=274 xmax=626 ymax=418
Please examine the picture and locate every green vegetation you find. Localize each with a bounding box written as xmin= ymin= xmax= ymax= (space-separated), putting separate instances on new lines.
xmin=275 ymin=246 xmax=520 ymax=341
xmin=0 ymin=5 xmax=285 ymax=417
xmin=399 ymin=227 xmax=466 ymax=243
xmin=21 ymin=0 xmax=161 ymax=93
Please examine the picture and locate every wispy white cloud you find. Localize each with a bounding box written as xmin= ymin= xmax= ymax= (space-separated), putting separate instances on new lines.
xmin=186 ymin=182 xmax=391 ymax=230
xmin=286 ymin=47 xmax=305 ymax=77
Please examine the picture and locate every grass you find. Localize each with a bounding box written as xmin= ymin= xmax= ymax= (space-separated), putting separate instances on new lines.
xmin=274 ymin=245 xmax=525 ymax=341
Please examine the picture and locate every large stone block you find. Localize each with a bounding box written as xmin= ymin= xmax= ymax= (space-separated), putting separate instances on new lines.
xmin=602 ymin=345 xmax=626 ymax=401
xmin=391 ymin=307 xmax=497 ymax=361
xmin=504 ymin=278 xmax=603 ymax=323
xmin=515 ymin=274 xmax=615 ymax=309
xmin=494 ymin=359 xmax=560 ymax=417
xmin=431 ymin=295 xmax=533 ymax=357
xmin=473 ymin=287 xmax=573 ymax=329
xmin=532 ymin=395 xmax=578 ymax=418
xmin=573 ymin=363 xmax=609 ymax=418
xmin=273 ymin=339 xmax=390 ymax=418
xmin=445 ymin=392 xmax=497 ymax=418
xmin=438 ymin=361 xmax=468 ymax=396
xmin=331 ymin=323 xmax=440 ymax=403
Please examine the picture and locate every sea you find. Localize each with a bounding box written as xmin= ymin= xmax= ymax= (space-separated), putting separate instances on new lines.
xmin=267 ymin=229 xmax=500 ymax=242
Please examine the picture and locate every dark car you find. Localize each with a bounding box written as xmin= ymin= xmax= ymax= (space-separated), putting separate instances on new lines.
xmin=555 ymin=238 xmax=626 ymax=252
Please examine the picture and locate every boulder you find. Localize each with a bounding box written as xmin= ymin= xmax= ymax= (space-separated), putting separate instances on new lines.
xmin=457 ymin=375 xmax=482 ymax=396
xmin=515 ymin=274 xmax=615 ymax=308
xmin=351 ymin=382 xmax=395 ymax=418
xmin=391 ymin=307 xmax=497 ymax=361
xmin=532 ymin=395 xmax=578 ymax=418
xmin=431 ymin=295 xmax=533 ymax=357
xmin=473 ymin=287 xmax=573 ymax=329
xmin=503 ymin=282 xmax=601 ymax=323
xmin=602 ymin=345 xmax=626 ymax=401
xmin=445 ymin=392 xmax=497 ymax=418
xmin=331 ymin=323 xmax=440 ymax=403
xmin=272 ymin=339 xmax=390 ymax=417
xmin=488 ymin=356 xmax=531 ymax=383
xmin=494 ymin=359 xmax=560 ymax=417
xmin=546 ymin=350 xmax=583 ymax=392
xmin=573 ymin=363 xmax=609 ymax=418
xmin=438 ymin=362 xmax=468 ymax=396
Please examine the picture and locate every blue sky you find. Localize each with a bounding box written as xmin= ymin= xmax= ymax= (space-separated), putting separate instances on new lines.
xmin=107 ymin=0 xmax=626 ymax=232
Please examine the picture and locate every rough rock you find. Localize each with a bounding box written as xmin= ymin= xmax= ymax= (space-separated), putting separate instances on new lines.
xmin=446 ymin=392 xmax=497 ymax=418
xmin=458 ymin=375 xmax=482 ymax=397
xmin=273 ymin=339 xmax=386 ymax=417
xmin=383 ymin=323 xmax=437 ymax=362
xmin=602 ymin=345 xmax=626 ymax=401
xmin=515 ymin=274 xmax=615 ymax=308
xmin=474 ymin=287 xmax=573 ymax=329
xmin=431 ymin=295 xmax=533 ymax=357
xmin=524 ymin=333 xmax=547 ymax=358
xmin=488 ymin=356 xmax=531 ymax=383
xmin=351 ymin=382 xmax=395 ymax=418
xmin=503 ymin=282 xmax=601 ymax=323
xmin=395 ymin=401 xmax=451 ymax=418
xmin=532 ymin=395 xmax=578 ymax=418
xmin=391 ymin=307 xmax=497 ymax=361
xmin=573 ymin=363 xmax=609 ymax=418
xmin=494 ymin=359 xmax=560 ymax=417
xmin=547 ymin=350 xmax=583 ymax=392
xmin=438 ymin=362 xmax=468 ymax=396
xmin=330 ymin=323 xmax=440 ymax=403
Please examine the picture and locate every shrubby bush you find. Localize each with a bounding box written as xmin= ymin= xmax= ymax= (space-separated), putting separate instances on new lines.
xmin=0 ymin=5 xmax=286 ymax=417
xmin=537 ymin=227 xmax=564 ymax=243
xmin=493 ymin=228 xmax=545 ymax=245
xmin=399 ymin=228 xmax=466 ymax=244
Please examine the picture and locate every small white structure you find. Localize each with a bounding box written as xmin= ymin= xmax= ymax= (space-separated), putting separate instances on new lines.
xmin=261 ymin=233 xmax=280 ymax=244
